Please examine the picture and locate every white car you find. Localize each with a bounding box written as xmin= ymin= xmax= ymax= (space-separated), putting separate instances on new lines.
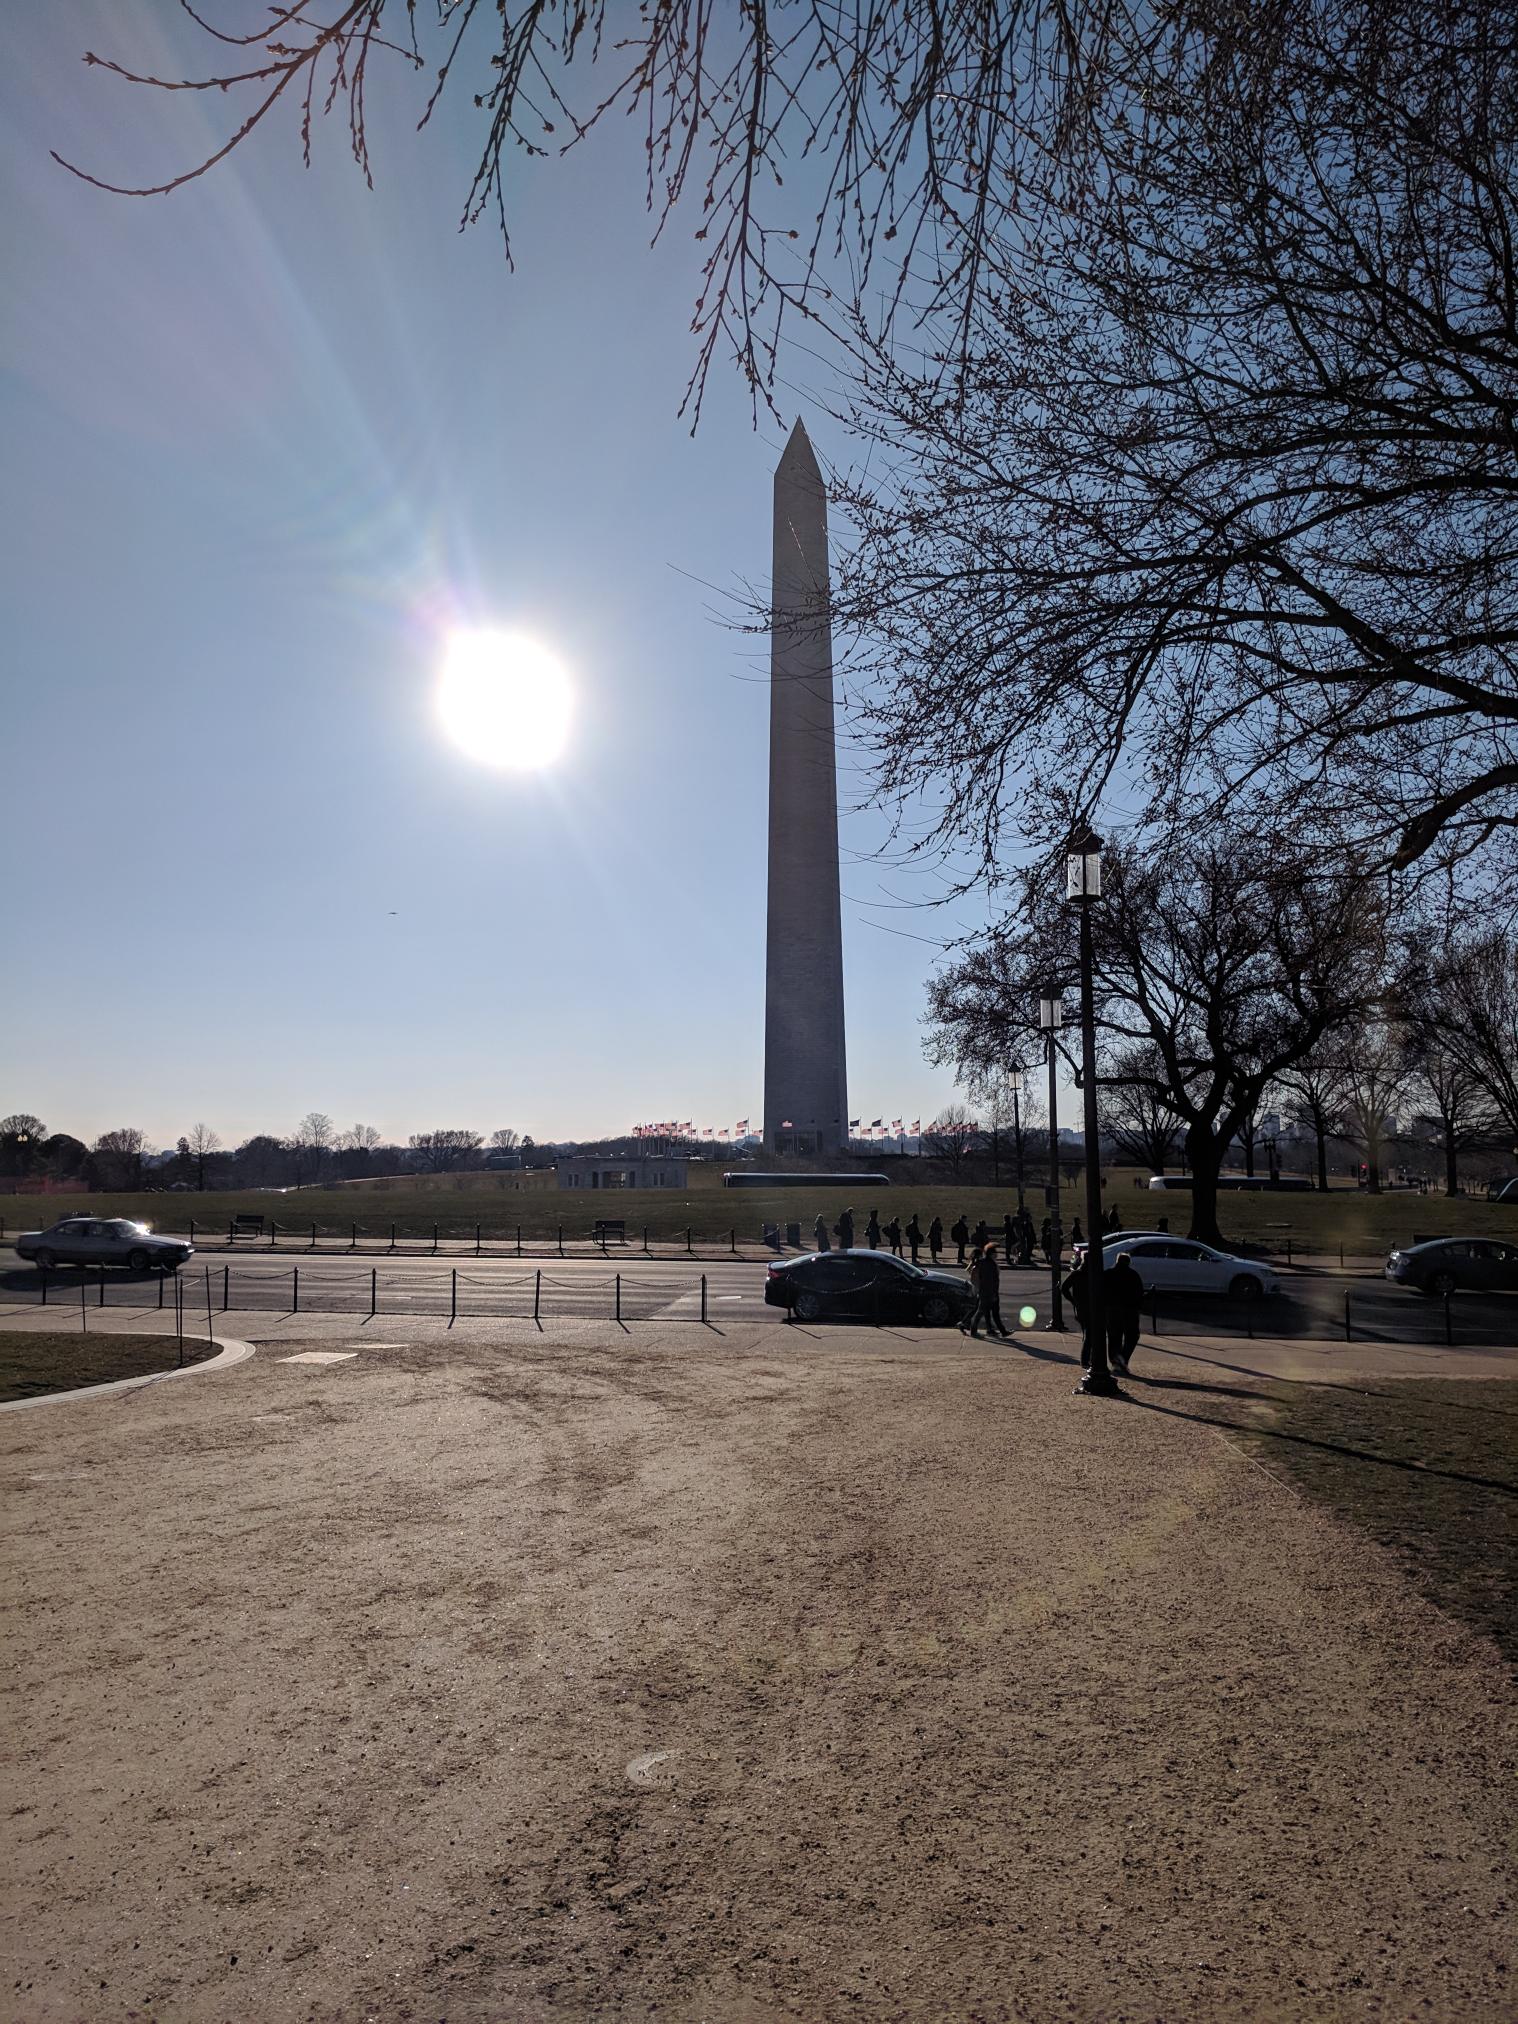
xmin=1084 ymin=1233 xmax=1280 ymax=1299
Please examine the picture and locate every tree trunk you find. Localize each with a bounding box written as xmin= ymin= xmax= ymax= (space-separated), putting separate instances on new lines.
xmin=1315 ymin=1111 xmax=1330 ymax=1193
xmin=1185 ymin=1126 xmax=1227 ymax=1247
xmin=1445 ymin=1137 xmax=1459 ymax=1197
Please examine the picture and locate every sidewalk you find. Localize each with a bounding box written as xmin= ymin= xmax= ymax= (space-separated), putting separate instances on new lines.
xmin=5 ymin=1300 xmax=1516 ymax=1381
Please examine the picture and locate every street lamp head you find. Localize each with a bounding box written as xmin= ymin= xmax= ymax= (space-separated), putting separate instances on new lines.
xmin=1037 ymin=994 xmax=1065 ymax=1032
xmin=1065 ymin=825 xmax=1103 ymax=903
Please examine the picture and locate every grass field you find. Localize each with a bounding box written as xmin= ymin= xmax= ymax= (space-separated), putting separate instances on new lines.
xmin=0 ymin=1330 xmax=214 ymax=1403
xmin=2 ymin=1170 xmax=1512 ymax=1255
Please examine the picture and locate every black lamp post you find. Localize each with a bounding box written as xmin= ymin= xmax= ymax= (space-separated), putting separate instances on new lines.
xmin=1009 ymin=1064 xmax=1027 ymax=1210
xmin=1068 ymin=827 xmax=1120 ymax=1397
xmin=1037 ymin=992 xmax=1065 ymax=1330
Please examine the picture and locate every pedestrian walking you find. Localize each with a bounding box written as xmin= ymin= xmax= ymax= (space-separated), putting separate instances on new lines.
xmin=836 ymin=1207 xmax=855 ymax=1250
xmin=1016 ymin=1206 xmax=1035 ymax=1269
xmin=905 ymin=1214 xmax=923 ymax=1266
xmin=952 ymin=1214 xmax=969 ymax=1266
xmin=866 ymin=1209 xmax=881 ymax=1250
xmin=1040 ymin=1214 xmax=1054 ymax=1263
xmin=1071 ymin=1216 xmax=1084 ymax=1248
xmin=813 ymin=1214 xmax=830 ymax=1254
xmin=928 ymin=1215 xmax=944 ymax=1264
xmin=1061 ymin=1252 xmax=1093 ymax=1365
xmin=1105 ymin=1250 xmax=1143 ymax=1376
xmin=962 ymin=1243 xmax=1011 ymax=1340
xmin=1107 ymin=1205 xmax=1123 ymax=1234
xmin=972 ymin=1218 xmax=990 ymax=1256
xmin=1003 ymin=1212 xmax=1017 ymax=1263
xmin=886 ymin=1215 xmax=903 ymax=1257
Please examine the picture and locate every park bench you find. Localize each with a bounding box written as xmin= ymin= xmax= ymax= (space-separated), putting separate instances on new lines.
xmin=230 ymin=1213 xmax=265 ymax=1241
xmin=592 ymin=1219 xmax=627 ymax=1246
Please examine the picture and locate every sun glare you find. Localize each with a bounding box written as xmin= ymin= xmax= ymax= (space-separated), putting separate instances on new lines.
xmin=437 ymin=628 xmax=573 ymax=771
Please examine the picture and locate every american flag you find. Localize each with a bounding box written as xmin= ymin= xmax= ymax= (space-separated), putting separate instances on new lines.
xmin=891 ymin=1119 xmax=902 ymax=1133
xmin=870 ymin=1117 xmax=883 ymax=1128
xmin=849 ymin=1118 xmax=860 ymax=1129
xmin=910 ymin=1119 xmax=920 ymax=1134
xmin=735 ymin=1119 xmax=749 ymax=1134
xmin=718 ymin=1128 xmax=730 ymax=1139
xmin=781 ymin=1119 xmax=793 ymax=1128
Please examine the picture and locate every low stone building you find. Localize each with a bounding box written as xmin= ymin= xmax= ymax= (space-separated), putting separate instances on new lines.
xmin=555 ymin=1157 xmax=690 ymax=1192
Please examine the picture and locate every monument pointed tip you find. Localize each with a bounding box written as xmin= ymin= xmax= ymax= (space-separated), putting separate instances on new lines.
xmin=777 ymin=415 xmax=822 ymax=479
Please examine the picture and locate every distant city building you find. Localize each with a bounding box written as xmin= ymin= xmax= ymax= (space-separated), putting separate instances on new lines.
xmin=556 ymin=1157 xmax=690 ymax=1192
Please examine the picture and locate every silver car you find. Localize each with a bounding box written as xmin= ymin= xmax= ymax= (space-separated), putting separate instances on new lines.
xmin=16 ymin=1217 xmax=193 ymax=1272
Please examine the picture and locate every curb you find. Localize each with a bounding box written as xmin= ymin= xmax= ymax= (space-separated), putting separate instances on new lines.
xmin=0 ymin=1336 xmax=256 ymax=1414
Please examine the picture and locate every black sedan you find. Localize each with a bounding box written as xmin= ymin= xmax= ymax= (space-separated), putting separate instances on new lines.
xmin=765 ymin=1249 xmax=976 ymax=1325
xmin=1384 ymin=1237 xmax=1518 ymax=1296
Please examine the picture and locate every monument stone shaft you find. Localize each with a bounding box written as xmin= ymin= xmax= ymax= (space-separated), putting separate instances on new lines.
xmin=764 ymin=419 xmax=848 ymax=1157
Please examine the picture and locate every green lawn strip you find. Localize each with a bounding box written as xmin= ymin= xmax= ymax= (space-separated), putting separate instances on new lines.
xmin=1202 ymin=1378 xmax=1518 ymax=1667
xmin=0 ymin=1331 xmax=215 ymax=1404
xmin=1 ymin=1175 xmax=1511 ymax=1253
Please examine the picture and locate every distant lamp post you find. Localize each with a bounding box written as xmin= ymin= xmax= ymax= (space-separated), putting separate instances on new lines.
xmin=1067 ymin=826 xmax=1120 ymax=1397
xmin=1008 ymin=1064 xmax=1027 ymax=1210
xmin=1037 ymin=993 xmax=1065 ymax=1331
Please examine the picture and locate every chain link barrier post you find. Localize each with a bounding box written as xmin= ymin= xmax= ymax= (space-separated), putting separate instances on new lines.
xmin=451 ymin=1268 xmax=457 ymax=1323
xmin=534 ymin=1269 xmax=542 ymax=1323
xmin=293 ymin=1266 xmax=299 ymax=1315
xmin=700 ymin=1273 xmax=708 ymax=1324
xmin=370 ymin=1267 xmax=377 ymax=1318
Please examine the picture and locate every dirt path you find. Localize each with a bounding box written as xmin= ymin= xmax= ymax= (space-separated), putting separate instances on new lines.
xmin=3 ymin=1332 xmax=1512 ymax=2021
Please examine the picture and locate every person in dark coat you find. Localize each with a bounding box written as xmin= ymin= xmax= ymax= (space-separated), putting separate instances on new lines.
xmin=928 ymin=1215 xmax=944 ymax=1264
xmin=972 ymin=1218 xmax=989 ymax=1255
xmin=952 ymin=1215 xmax=970 ymax=1265
xmin=905 ymin=1214 xmax=923 ymax=1266
xmin=1071 ymin=1216 xmax=1084 ymax=1248
xmin=886 ymin=1215 xmax=903 ymax=1256
xmin=813 ymin=1214 xmax=830 ymax=1254
xmin=836 ymin=1207 xmax=855 ymax=1250
xmin=1016 ymin=1206 xmax=1036 ymax=1268
xmin=1040 ymin=1215 xmax=1054 ymax=1263
xmin=1105 ymin=1251 xmax=1144 ymax=1375
xmin=1003 ymin=1212 xmax=1017 ymax=1263
xmin=1107 ymin=1205 xmax=1123 ymax=1234
xmin=962 ymin=1243 xmax=1011 ymax=1339
xmin=866 ymin=1209 xmax=882 ymax=1250
xmin=1060 ymin=1252 xmax=1093 ymax=1365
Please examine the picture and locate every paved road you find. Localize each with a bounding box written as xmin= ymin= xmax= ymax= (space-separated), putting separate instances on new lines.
xmin=3 ymin=1249 xmax=1517 ymax=1345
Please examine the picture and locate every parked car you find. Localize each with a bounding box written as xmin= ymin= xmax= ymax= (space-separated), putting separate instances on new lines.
xmin=1384 ymin=1238 xmax=1518 ymax=1295
xmin=1486 ymin=1178 xmax=1518 ymax=1204
xmin=764 ymin=1249 xmax=976 ymax=1325
xmin=1076 ymin=1233 xmax=1280 ymax=1299
xmin=15 ymin=1217 xmax=193 ymax=1273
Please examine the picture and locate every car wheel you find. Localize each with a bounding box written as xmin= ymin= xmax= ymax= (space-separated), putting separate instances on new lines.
xmin=921 ymin=1294 xmax=951 ymax=1326
xmin=1429 ymin=1270 xmax=1457 ymax=1297
xmin=34 ymin=1249 xmax=56 ymax=1271
xmin=127 ymin=1248 xmax=150 ymax=1272
xmin=1229 ymin=1273 xmax=1263 ymax=1300
xmin=794 ymin=1290 xmax=822 ymax=1322
xmin=163 ymin=1259 xmax=181 ymax=1274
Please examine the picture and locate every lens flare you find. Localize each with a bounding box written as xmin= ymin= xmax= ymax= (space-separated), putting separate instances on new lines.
xmin=437 ymin=628 xmax=573 ymax=770
xmin=1018 ymin=1304 xmax=1038 ymax=1328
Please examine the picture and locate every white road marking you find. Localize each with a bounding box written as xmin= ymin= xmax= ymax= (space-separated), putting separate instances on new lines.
xmin=279 ymin=1351 xmax=358 ymax=1365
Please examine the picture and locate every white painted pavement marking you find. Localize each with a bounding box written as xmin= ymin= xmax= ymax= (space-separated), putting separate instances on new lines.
xmin=279 ymin=1351 xmax=358 ymax=1365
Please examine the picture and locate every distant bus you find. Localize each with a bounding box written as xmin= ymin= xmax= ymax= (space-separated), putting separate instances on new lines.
xmin=722 ymin=1171 xmax=892 ymax=1189
xmin=1147 ymin=1174 xmax=1312 ymax=1192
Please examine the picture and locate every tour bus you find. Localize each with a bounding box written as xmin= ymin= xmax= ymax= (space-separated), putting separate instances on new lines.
xmin=1147 ymin=1174 xmax=1312 ymax=1192
xmin=723 ymin=1171 xmax=892 ymax=1188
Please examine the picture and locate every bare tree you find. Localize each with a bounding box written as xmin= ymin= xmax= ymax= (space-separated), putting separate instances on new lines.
xmin=922 ymin=1105 xmax=980 ymax=1183
xmin=926 ymin=836 xmax=1389 ymax=1246
xmin=89 ymin=1128 xmax=147 ymax=1192
xmin=291 ymin=1112 xmax=335 ymax=1189
xmin=186 ymin=1122 xmax=221 ymax=1191
xmin=1337 ymin=1024 xmax=1413 ymax=1194
xmin=488 ymin=1128 xmax=521 ymax=1151
xmin=408 ymin=1129 xmax=484 ymax=1173
xmin=832 ymin=3 xmax=1518 ymax=885
xmin=335 ymin=1123 xmax=382 ymax=1152
xmin=0 ymin=1114 xmax=47 ymax=1177
xmin=1101 ymin=1046 xmax=1184 ymax=1176
xmin=1427 ymin=932 xmax=1518 ymax=1151
xmin=1405 ymin=1046 xmax=1499 ymax=1197
xmin=1278 ymin=1050 xmax=1351 ymax=1194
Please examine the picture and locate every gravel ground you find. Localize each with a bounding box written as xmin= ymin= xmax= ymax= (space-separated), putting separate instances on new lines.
xmin=2 ymin=1330 xmax=1513 ymax=2022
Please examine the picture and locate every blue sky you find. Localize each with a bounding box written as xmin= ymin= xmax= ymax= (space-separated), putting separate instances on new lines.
xmin=4 ymin=5 xmax=987 ymax=1150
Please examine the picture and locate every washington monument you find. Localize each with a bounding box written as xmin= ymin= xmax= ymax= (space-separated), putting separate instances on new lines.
xmin=764 ymin=419 xmax=848 ymax=1157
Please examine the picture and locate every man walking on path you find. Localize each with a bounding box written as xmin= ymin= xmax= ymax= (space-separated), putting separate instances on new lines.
xmin=952 ymin=1215 xmax=970 ymax=1266
xmin=928 ymin=1215 xmax=944 ymax=1264
xmin=905 ymin=1214 xmax=923 ymax=1266
xmin=836 ymin=1207 xmax=855 ymax=1251
xmin=1017 ymin=1206 xmax=1036 ymax=1268
xmin=813 ymin=1214 xmax=830 ymax=1254
xmin=886 ymin=1215 xmax=903 ymax=1257
xmin=962 ymin=1244 xmax=1011 ymax=1339
xmin=973 ymin=1218 xmax=990 ymax=1256
xmin=866 ymin=1209 xmax=881 ymax=1250
xmin=1106 ymin=1251 xmax=1143 ymax=1374
xmin=1040 ymin=1215 xmax=1054 ymax=1264
xmin=1061 ymin=1251 xmax=1092 ymax=1365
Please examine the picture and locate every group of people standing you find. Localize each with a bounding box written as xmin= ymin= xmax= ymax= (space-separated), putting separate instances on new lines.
xmin=807 ymin=1197 xmax=1144 ymax=1372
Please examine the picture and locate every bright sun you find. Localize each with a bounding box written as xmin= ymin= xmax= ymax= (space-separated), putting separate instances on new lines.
xmin=437 ymin=628 xmax=573 ymax=770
